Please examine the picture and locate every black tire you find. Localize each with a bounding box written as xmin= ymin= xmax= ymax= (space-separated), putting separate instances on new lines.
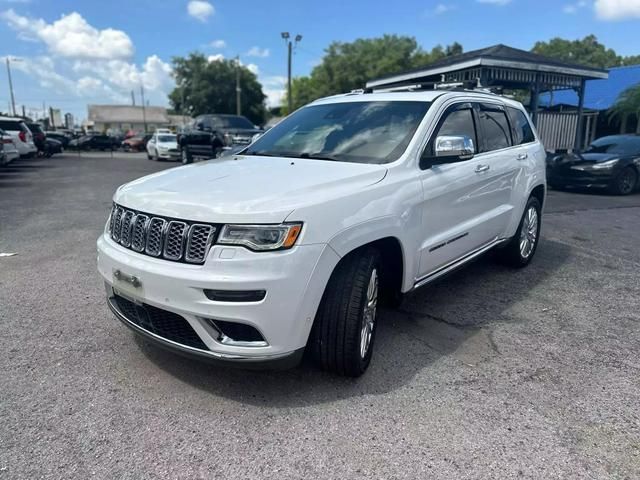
xmin=609 ymin=166 xmax=637 ymax=195
xmin=212 ymin=143 xmax=223 ymax=159
xmin=147 ymin=150 xmax=153 ymax=160
xmin=181 ymin=146 xmax=193 ymax=164
xmin=309 ymin=248 xmax=380 ymax=377
xmin=497 ymin=196 xmax=542 ymax=268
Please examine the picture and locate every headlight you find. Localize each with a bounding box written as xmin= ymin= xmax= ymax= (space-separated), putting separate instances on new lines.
xmin=590 ymin=158 xmax=620 ymax=170
xmin=218 ymin=223 xmax=302 ymax=251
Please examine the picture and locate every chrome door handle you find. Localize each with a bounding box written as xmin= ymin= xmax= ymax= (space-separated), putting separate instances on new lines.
xmin=475 ymin=164 xmax=490 ymax=173
xmin=517 ymin=153 xmax=528 ymax=161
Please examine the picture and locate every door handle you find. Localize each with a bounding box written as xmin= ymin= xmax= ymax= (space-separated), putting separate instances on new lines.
xmin=517 ymin=153 xmax=528 ymax=161
xmin=475 ymin=164 xmax=490 ymax=173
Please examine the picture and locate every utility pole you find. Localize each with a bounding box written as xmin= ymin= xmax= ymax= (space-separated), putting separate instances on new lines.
xmin=235 ymin=55 xmax=241 ymax=116
xmin=281 ymin=32 xmax=302 ymax=113
xmin=131 ymin=90 xmax=135 ymax=106
xmin=140 ymin=85 xmax=147 ymax=133
xmin=6 ymin=57 xmax=16 ymax=117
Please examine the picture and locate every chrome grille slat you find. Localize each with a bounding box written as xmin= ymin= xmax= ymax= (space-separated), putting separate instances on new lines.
xmin=145 ymin=217 xmax=166 ymax=257
xmin=108 ymin=204 xmax=217 ymax=265
xmin=130 ymin=214 xmax=149 ymax=252
xmin=163 ymin=221 xmax=188 ymax=260
xmin=119 ymin=211 xmax=135 ymax=247
xmin=185 ymin=224 xmax=216 ymax=263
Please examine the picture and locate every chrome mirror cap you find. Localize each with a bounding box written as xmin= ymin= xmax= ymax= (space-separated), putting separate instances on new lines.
xmin=435 ymin=135 xmax=474 ymax=159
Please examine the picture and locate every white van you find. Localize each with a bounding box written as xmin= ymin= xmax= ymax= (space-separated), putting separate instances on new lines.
xmin=0 ymin=117 xmax=37 ymax=158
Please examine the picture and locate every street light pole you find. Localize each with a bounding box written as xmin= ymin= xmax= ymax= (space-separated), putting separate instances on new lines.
xmin=6 ymin=57 xmax=17 ymax=117
xmin=236 ymin=55 xmax=241 ymax=116
xmin=281 ymin=32 xmax=302 ymax=113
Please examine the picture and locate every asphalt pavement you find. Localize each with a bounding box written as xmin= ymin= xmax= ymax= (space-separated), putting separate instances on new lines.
xmin=1 ymin=152 xmax=639 ymax=479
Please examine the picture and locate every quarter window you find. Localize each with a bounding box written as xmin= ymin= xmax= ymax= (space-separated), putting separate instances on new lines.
xmin=507 ymin=107 xmax=535 ymax=145
xmin=478 ymin=108 xmax=511 ymax=152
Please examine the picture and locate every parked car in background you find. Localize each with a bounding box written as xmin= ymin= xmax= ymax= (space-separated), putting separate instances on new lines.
xmin=26 ymin=123 xmax=47 ymax=154
xmin=68 ymin=134 xmax=115 ymax=151
xmin=45 ymin=131 xmax=72 ymax=148
xmin=178 ymin=114 xmax=263 ymax=164
xmin=44 ymin=138 xmax=64 ymax=157
xmin=99 ymin=90 xmax=546 ymax=376
xmin=547 ymin=135 xmax=640 ymax=195
xmin=1 ymin=128 xmax=20 ymax=165
xmin=122 ymin=134 xmax=151 ymax=152
xmin=146 ymin=132 xmax=180 ymax=161
xmin=155 ymin=128 xmax=173 ymax=135
xmin=0 ymin=117 xmax=37 ymax=158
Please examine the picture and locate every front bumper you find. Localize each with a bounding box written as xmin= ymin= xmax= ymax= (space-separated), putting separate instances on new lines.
xmin=547 ymin=166 xmax=616 ymax=188
xmin=97 ymin=234 xmax=338 ymax=365
xmin=156 ymin=150 xmax=180 ymax=160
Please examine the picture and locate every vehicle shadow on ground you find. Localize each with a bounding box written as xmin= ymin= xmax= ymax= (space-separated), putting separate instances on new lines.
xmin=137 ymin=238 xmax=572 ymax=407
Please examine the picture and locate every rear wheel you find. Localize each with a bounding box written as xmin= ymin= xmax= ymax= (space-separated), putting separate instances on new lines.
xmin=610 ymin=166 xmax=637 ymax=195
xmin=497 ymin=196 xmax=541 ymax=268
xmin=310 ymin=248 xmax=380 ymax=377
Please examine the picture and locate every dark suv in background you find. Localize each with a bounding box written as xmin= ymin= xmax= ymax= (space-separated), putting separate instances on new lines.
xmin=178 ymin=114 xmax=262 ymax=164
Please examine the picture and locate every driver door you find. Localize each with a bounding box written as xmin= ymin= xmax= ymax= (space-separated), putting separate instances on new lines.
xmin=416 ymin=102 xmax=502 ymax=279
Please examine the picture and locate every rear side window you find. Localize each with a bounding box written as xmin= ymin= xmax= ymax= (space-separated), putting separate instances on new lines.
xmin=0 ymin=120 xmax=21 ymax=131
xmin=507 ymin=107 xmax=535 ymax=145
xmin=478 ymin=107 xmax=511 ymax=152
xmin=432 ymin=108 xmax=478 ymax=154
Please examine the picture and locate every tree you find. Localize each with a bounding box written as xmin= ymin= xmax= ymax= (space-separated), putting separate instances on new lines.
xmin=609 ymin=83 xmax=640 ymax=133
xmin=532 ymin=35 xmax=621 ymax=69
xmin=168 ymin=53 xmax=267 ymax=125
xmin=282 ymin=36 xmax=463 ymax=113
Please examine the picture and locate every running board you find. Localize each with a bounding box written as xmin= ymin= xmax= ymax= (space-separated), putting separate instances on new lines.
xmin=412 ymin=238 xmax=507 ymax=291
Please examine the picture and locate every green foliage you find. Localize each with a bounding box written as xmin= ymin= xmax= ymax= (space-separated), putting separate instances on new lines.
xmin=609 ymin=83 xmax=640 ymax=128
xmin=168 ymin=53 xmax=267 ymax=125
xmin=532 ymin=35 xmax=627 ymax=69
xmin=282 ymin=36 xmax=464 ymax=114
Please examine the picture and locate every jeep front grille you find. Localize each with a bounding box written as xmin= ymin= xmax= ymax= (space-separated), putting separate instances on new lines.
xmin=109 ymin=204 xmax=218 ymax=264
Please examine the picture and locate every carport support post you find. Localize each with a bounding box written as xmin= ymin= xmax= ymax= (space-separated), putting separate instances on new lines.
xmin=530 ymin=73 xmax=540 ymax=127
xmin=574 ymin=79 xmax=586 ymax=151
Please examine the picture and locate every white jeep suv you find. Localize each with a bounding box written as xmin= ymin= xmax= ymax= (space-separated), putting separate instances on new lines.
xmin=97 ymin=90 xmax=546 ymax=376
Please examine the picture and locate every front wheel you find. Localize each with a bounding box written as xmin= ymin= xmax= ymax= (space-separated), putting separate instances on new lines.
xmin=309 ymin=248 xmax=380 ymax=377
xmin=497 ymin=196 xmax=541 ymax=268
xmin=610 ymin=166 xmax=637 ymax=195
xmin=181 ymin=146 xmax=193 ymax=164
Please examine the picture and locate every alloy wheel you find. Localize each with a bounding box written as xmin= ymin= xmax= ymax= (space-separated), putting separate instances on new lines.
xmin=360 ymin=268 xmax=378 ymax=358
xmin=519 ymin=206 xmax=538 ymax=259
xmin=618 ymin=169 xmax=636 ymax=195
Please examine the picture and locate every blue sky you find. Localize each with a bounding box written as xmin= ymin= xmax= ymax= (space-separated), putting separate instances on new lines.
xmin=1 ymin=0 xmax=639 ymax=123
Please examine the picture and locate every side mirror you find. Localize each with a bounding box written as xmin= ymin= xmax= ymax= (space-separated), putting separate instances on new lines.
xmin=434 ymin=135 xmax=474 ymax=160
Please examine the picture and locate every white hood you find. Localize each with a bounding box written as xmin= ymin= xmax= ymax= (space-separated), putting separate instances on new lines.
xmin=115 ymin=155 xmax=387 ymax=223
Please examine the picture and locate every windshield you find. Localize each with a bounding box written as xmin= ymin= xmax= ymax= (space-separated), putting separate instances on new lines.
xmin=213 ymin=116 xmax=255 ymax=129
xmin=245 ymin=101 xmax=431 ymax=164
xmin=157 ymin=135 xmax=176 ymax=142
xmin=584 ymin=136 xmax=640 ymax=155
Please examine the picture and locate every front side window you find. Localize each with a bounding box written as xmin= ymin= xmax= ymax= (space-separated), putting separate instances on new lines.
xmin=478 ymin=108 xmax=511 ymax=152
xmin=507 ymin=107 xmax=535 ymax=145
xmin=213 ymin=116 xmax=255 ymax=129
xmin=431 ymin=108 xmax=478 ymax=156
xmin=245 ymin=101 xmax=431 ymax=164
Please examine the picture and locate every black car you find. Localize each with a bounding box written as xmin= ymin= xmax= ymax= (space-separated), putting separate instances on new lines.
xmin=547 ymin=135 xmax=640 ymax=195
xmin=45 ymin=131 xmax=72 ymax=148
xmin=178 ymin=114 xmax=262 ymax=164
xmin=44 ymin=138 xmax=63 ymax=157
xmin=69 ymin=134 xmax=115 ymax=151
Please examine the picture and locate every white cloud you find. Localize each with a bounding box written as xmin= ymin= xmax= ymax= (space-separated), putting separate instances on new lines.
xmin=246 ymin=46 xmax=270 ymax=58
xmin=210 ymin=39 xmax=226 ymax=48
xmin=563 ymin=0 xmax=587 ymax=13
xmin=595 ymin=0 xmax=640 ymax=19
xmin=260 ymin=75 xmax=287 ymax=108
xmin=187 ymin=1 xmax=214 ymax=22
xmin=1 ymin=9 xmax=134 ymax=59
xmin=246 ymin=63 xmax=259 ymax=75
xmin=207 ymin=53 xmax=224 ymax=62
xmin=476 ymin=0 xmax=511 ymax=4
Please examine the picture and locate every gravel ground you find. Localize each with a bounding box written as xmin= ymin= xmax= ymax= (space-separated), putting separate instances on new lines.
xmin=1 ymin=153 xmax=639 ymax=479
